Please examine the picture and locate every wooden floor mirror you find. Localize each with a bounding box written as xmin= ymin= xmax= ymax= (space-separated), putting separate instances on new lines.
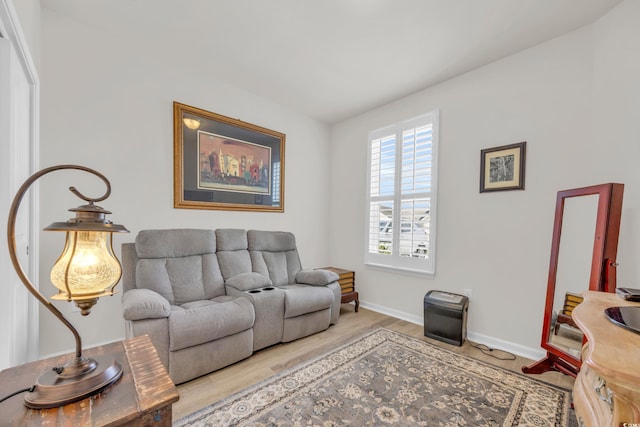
xmin=522 ymin=183 xmax=624 ymax=377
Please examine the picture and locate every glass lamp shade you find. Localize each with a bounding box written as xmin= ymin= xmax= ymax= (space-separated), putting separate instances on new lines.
xmin=50 ymin=230 xmax=122 ymax=302
xmin=44 ymin=201 xmax=128 ymax=315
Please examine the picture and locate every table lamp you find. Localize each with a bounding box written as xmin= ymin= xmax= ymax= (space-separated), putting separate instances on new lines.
xmin=6 ymin=164 xmax=129 ymax=409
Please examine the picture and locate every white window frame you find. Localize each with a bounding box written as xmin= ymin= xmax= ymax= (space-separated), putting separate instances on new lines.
xmin=364 ymin=110 xmax=439 ymax=277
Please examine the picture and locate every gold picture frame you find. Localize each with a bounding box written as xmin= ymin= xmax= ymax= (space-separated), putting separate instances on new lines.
xmin=480 ymin=141 xmax=526 ymax=193
xmin=173 ymin=102 xmax=285 ymax=212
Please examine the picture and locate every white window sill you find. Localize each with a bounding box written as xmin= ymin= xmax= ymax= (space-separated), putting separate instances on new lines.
xmin=365 ymin=261 xmax=435 ymax=279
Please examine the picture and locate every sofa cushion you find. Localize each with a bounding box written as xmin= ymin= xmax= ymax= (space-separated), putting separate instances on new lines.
xmin=261 ymin=252 xmax=290 ymax=286
xmin=296 ymin=269 xmax=339 ymax=286
xmin=180 ymin=294 xmax=237 ymax=308
xmin=169 ymin=296 xmax=254 ymax=351
xmin=136 ymin=229 xmax=215 ymax=258
xmin=217 ymin=250 xmax=252 ymax=279
xmin=134 ymin=229 xmax=225 ymax=304
xmin=248 ymin=230 xmax=296 ymax=251
xmin=225 ymin=272 xmax=272 ymax=291
xmin=136 ymin=253 xmax=225 ymax=305
xmin=279 ymin=284 xmax=334 ymax=318
xmin=216 ymin=229 xmax=253 ymax=279
xmin=122 ymin=288 xmax=171 ymax=320
xmin=248 ymin=230 xmax=303 ymax=285
xmin=216 ymin=229 xmax=248 ymax=251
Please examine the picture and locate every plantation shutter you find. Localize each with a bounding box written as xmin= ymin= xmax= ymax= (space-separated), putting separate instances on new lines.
xmin=365 ymin=111 xmax=438 ymax=276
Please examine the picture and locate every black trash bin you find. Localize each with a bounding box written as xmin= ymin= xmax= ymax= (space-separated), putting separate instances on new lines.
xmin=424 ymin=290 xmax=469 ymax=346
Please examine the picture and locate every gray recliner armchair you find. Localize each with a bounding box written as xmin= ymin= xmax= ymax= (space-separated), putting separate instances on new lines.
xmin=121 ymin=229 xmax=255 ymax=384
xmin=247 ymin=230 xmax=341 ymax=341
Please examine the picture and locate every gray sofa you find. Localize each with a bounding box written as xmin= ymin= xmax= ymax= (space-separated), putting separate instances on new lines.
xmin=120 ymin=228 xmax=341 ymax=384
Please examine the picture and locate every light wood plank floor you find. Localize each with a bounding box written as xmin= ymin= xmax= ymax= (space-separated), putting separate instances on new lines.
xmin=173 ymin=305 xmax=575 ymax=420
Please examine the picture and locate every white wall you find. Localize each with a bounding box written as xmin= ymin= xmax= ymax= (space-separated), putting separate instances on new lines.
xmin=7 ymin=0 xmax=39 ymax=70
xmin=591 ymin=0 xmax=640 ymax=284
xmin=330 ymin=0 xmax=640 ymax=358
xmin=19 ymin=0 xmax=640 ymax=359
xmin=38 ymin=10 xmax=332 ymax=356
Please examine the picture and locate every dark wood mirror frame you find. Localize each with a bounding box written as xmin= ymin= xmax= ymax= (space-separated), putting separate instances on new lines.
xmin=522 ymin=183 xmax=624 ymax=377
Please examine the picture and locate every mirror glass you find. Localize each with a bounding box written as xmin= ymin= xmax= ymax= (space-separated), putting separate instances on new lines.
xmin=546 ymin=195 xmax=598 ymax=360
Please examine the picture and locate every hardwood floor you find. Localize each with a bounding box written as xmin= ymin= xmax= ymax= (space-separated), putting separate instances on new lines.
xmin=173 ymin=305 xmax=575 ymax=420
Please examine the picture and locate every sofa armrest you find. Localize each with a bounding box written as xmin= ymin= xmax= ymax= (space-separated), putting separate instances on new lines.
xmin=296 ymin=269 xmax=339 ymax=286
xmin=225 ymin=272 xmax=272 ymax=291
xmin=122 ymin=288 xmax=171 ymax=320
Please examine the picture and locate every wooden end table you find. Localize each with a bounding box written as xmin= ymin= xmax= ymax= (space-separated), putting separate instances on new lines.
xmin=321 ymin=267 xmax=359 ymax=312
xmin=0 ymin=334 xmax=179 ymax=426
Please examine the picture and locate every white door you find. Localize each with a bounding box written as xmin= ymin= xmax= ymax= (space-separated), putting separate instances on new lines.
xmin=0 ymin=1 xmax=39 ymax=370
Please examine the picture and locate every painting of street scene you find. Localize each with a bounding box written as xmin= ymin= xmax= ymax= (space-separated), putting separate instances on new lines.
xmin=197 ymin=131 xmax=271 ymax=195
xmin=488 ymin=154 xmax=515 ymax=183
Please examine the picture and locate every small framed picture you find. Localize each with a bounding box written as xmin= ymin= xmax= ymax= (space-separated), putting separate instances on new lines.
xmin=480 ymin=141 xmax=526 ymax=193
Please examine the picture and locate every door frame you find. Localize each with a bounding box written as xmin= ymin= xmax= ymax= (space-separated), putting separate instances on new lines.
xmin=0 ymin=0 xmax=40 ymax=366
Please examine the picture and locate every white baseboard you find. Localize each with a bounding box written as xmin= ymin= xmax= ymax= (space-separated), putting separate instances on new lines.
xmin=359 ymin=300 xmax=546 ymax=361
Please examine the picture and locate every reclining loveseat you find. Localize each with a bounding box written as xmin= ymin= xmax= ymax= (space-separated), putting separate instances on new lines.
xmin=120 ymin=228 xmax=341 ymax=384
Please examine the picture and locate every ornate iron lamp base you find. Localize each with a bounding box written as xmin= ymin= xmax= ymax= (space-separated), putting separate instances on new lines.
xmin=24 ymin=355 xmax=123 ymax=409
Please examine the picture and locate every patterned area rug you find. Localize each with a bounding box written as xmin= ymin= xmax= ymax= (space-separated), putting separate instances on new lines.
xmin=176 ymin=328 xmax=577 ymax=426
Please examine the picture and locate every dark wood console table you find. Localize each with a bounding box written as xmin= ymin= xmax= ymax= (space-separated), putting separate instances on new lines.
xmin=0 ymin=335 xmax=179 ymax=426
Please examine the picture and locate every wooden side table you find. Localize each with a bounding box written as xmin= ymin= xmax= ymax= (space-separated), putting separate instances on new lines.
xmin=321 ymin=267 xmax=359 ymax=312
xmin=0 ymin=334 xmax=179 ymax=426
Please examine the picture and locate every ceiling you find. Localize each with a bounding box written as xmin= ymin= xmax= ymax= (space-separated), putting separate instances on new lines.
xmin=42 ymin=0 xmax=622 ymax=124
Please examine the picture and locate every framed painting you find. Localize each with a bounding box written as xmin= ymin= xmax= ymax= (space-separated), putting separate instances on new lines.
xmin=480 ymin=141 xmax=526 ymax=193
xmin=174 ymin=102 xmax=285 ymax=212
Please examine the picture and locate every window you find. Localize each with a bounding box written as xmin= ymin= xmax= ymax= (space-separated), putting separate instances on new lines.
xmin=365 ymin=111 xmax=438 ymax=276
xmin=272 ymin=162 xmax=280 ymax=204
